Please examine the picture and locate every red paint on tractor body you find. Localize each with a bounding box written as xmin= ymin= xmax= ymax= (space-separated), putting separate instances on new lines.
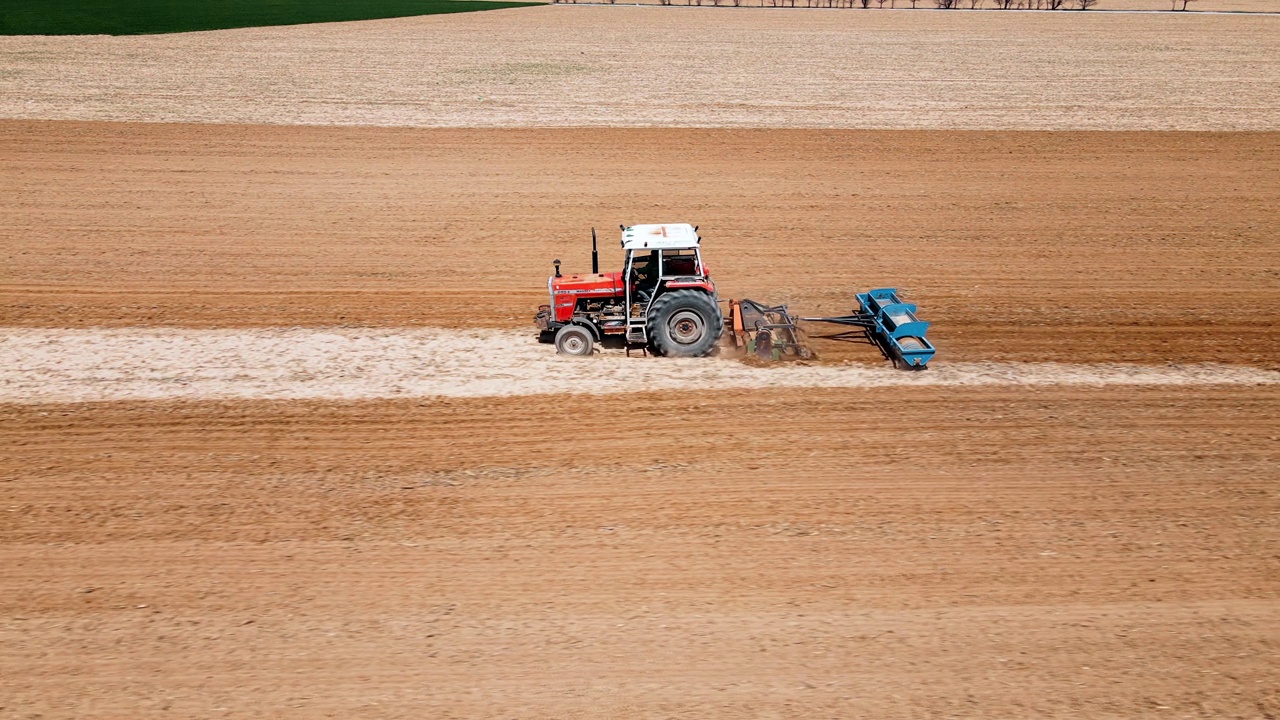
xmin=551 ymin=272 xmax=625 ymax=323
xmin=663 ymin=279 xmax=716 ymax=293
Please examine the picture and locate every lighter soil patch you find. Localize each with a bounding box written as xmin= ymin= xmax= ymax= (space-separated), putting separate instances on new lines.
xmin=1 ymin=6 xmax=1276 ymax=129
xmin=4 ymin=327 xmax=1277 ymax=403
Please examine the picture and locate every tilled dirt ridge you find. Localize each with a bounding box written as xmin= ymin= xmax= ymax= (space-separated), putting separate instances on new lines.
xmin=3 ymin=387 xmax=1279 ymax=718
xmin=4 ymin=123 xmax=1278 ymax=368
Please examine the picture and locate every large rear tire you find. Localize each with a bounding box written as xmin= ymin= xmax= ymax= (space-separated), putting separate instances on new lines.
xmin=646 ymin=290 xmax=722 ymax=358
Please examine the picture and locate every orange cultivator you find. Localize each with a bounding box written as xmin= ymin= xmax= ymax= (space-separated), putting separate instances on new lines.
xmin=723 ymin=299 xmax=813 ymax=362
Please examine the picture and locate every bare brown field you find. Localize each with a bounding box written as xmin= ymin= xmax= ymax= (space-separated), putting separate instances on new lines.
xmin=4 ymin=119 xmax=1280 ymax=718
xmin=2 ymin=6 xmax=1277 ymax=130
xmin=3 ymin=386 xmax=1279 ymax=718
xmin=4 ymin=121 xmax=1278 ymax=366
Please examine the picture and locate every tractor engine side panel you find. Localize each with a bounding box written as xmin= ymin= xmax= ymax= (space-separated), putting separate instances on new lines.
xmin=551 ymin=273 xmax=624 ymax=323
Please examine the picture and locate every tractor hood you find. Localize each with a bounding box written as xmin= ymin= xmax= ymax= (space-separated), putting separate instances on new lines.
xmin=551 ymin=272 xmax=624 ymax=296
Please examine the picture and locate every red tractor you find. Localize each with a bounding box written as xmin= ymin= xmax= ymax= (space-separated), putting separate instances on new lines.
xmin=535 ymin=223 xmax=723 ymax=357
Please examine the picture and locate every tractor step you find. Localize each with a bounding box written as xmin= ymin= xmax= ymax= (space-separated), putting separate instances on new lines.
xmin=625 ymin=320 xmax=647 ymax=344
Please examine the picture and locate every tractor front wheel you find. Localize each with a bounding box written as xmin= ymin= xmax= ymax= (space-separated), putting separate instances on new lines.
xmin=554 ymin=324 xmax=595 ymax=356
xmin=646 ymin=290 xmax=722 ymax=358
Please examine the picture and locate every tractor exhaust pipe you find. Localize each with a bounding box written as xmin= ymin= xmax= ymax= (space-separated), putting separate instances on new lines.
xmin=591 ymin=227 xmax=599 ymax=274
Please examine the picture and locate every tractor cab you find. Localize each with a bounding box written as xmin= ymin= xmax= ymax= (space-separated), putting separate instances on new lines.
xmin=619 ymin=224 xmax=714 ymax=329
xmin=619 ymin=224 xmax=710 ymax=295
xmin=626 ymin=249 xmax=702 ymax=297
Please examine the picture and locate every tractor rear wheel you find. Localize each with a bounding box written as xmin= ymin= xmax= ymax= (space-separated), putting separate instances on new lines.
xmin=554 ymin=324 xmax=594 ymax=356
xmin=646 ymin=289 xmax=722 ymax=358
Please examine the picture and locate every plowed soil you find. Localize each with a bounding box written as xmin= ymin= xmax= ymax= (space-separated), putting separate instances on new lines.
xmin=4 ymin=387 xmax=1279 ymax=718
xmin=4 ymin=121 xmax=1278 ymax=366
xmin=3 ymin=120 xmax=1280 ymax=718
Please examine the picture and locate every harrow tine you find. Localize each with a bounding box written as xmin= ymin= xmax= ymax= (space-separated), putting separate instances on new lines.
xmin=724 ymin=299 xmax=814 ymax=362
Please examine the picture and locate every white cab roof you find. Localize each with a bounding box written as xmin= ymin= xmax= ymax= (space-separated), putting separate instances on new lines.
xmin=620 ymin=223 xmax=700 ymax=251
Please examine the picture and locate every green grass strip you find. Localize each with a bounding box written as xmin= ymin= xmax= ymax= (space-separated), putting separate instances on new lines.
xmin=1 ymin=0 xmax=543 ymax=36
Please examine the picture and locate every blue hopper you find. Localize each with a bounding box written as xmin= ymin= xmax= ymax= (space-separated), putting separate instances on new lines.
xmin=802 ymin=288 xmax=936 ymax=370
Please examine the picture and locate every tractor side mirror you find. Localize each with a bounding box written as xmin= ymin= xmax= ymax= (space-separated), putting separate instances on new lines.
xmin=553 ymin=259 xmax=562 ymax=278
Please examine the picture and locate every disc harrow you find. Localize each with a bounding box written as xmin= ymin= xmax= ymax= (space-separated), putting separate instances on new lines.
xmin=724 ymin=299 xmax=812 ymax=362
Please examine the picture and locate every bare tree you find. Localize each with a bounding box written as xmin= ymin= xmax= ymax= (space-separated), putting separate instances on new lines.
xmin=877 ymin=0 xmax=888 ymax=7
xmin=1046 ymin=0 xmax=1065 ymax=8
xmin=1178 ymin=0 xmax=1198 ymax=8
xmin=1076 ymin=0 xmax=1097 ymax=8
xmin=968 ymin=0 xmax=982 ymax=7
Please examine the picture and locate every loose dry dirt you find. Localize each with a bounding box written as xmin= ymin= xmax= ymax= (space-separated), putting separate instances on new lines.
xmin=2 ymin=6 xmax=1277 ymax=130
xmin=4 ymin=387 xmax=1279 ymax=718
xmin=3 ymin=120 xmax=1280 ymax=718
xmin=6 ymin=327 xmax=1278 ymax=404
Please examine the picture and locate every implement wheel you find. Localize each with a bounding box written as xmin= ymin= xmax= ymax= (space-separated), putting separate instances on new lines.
xmin=554 ymin=325 xmax=594 ymax=357
xmin=646 ymin=290 xmax=723 ymax=358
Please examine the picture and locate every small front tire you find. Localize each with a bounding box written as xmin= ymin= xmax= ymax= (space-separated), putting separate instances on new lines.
xmin=554 ymin=324 xmax=595 ymax=357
